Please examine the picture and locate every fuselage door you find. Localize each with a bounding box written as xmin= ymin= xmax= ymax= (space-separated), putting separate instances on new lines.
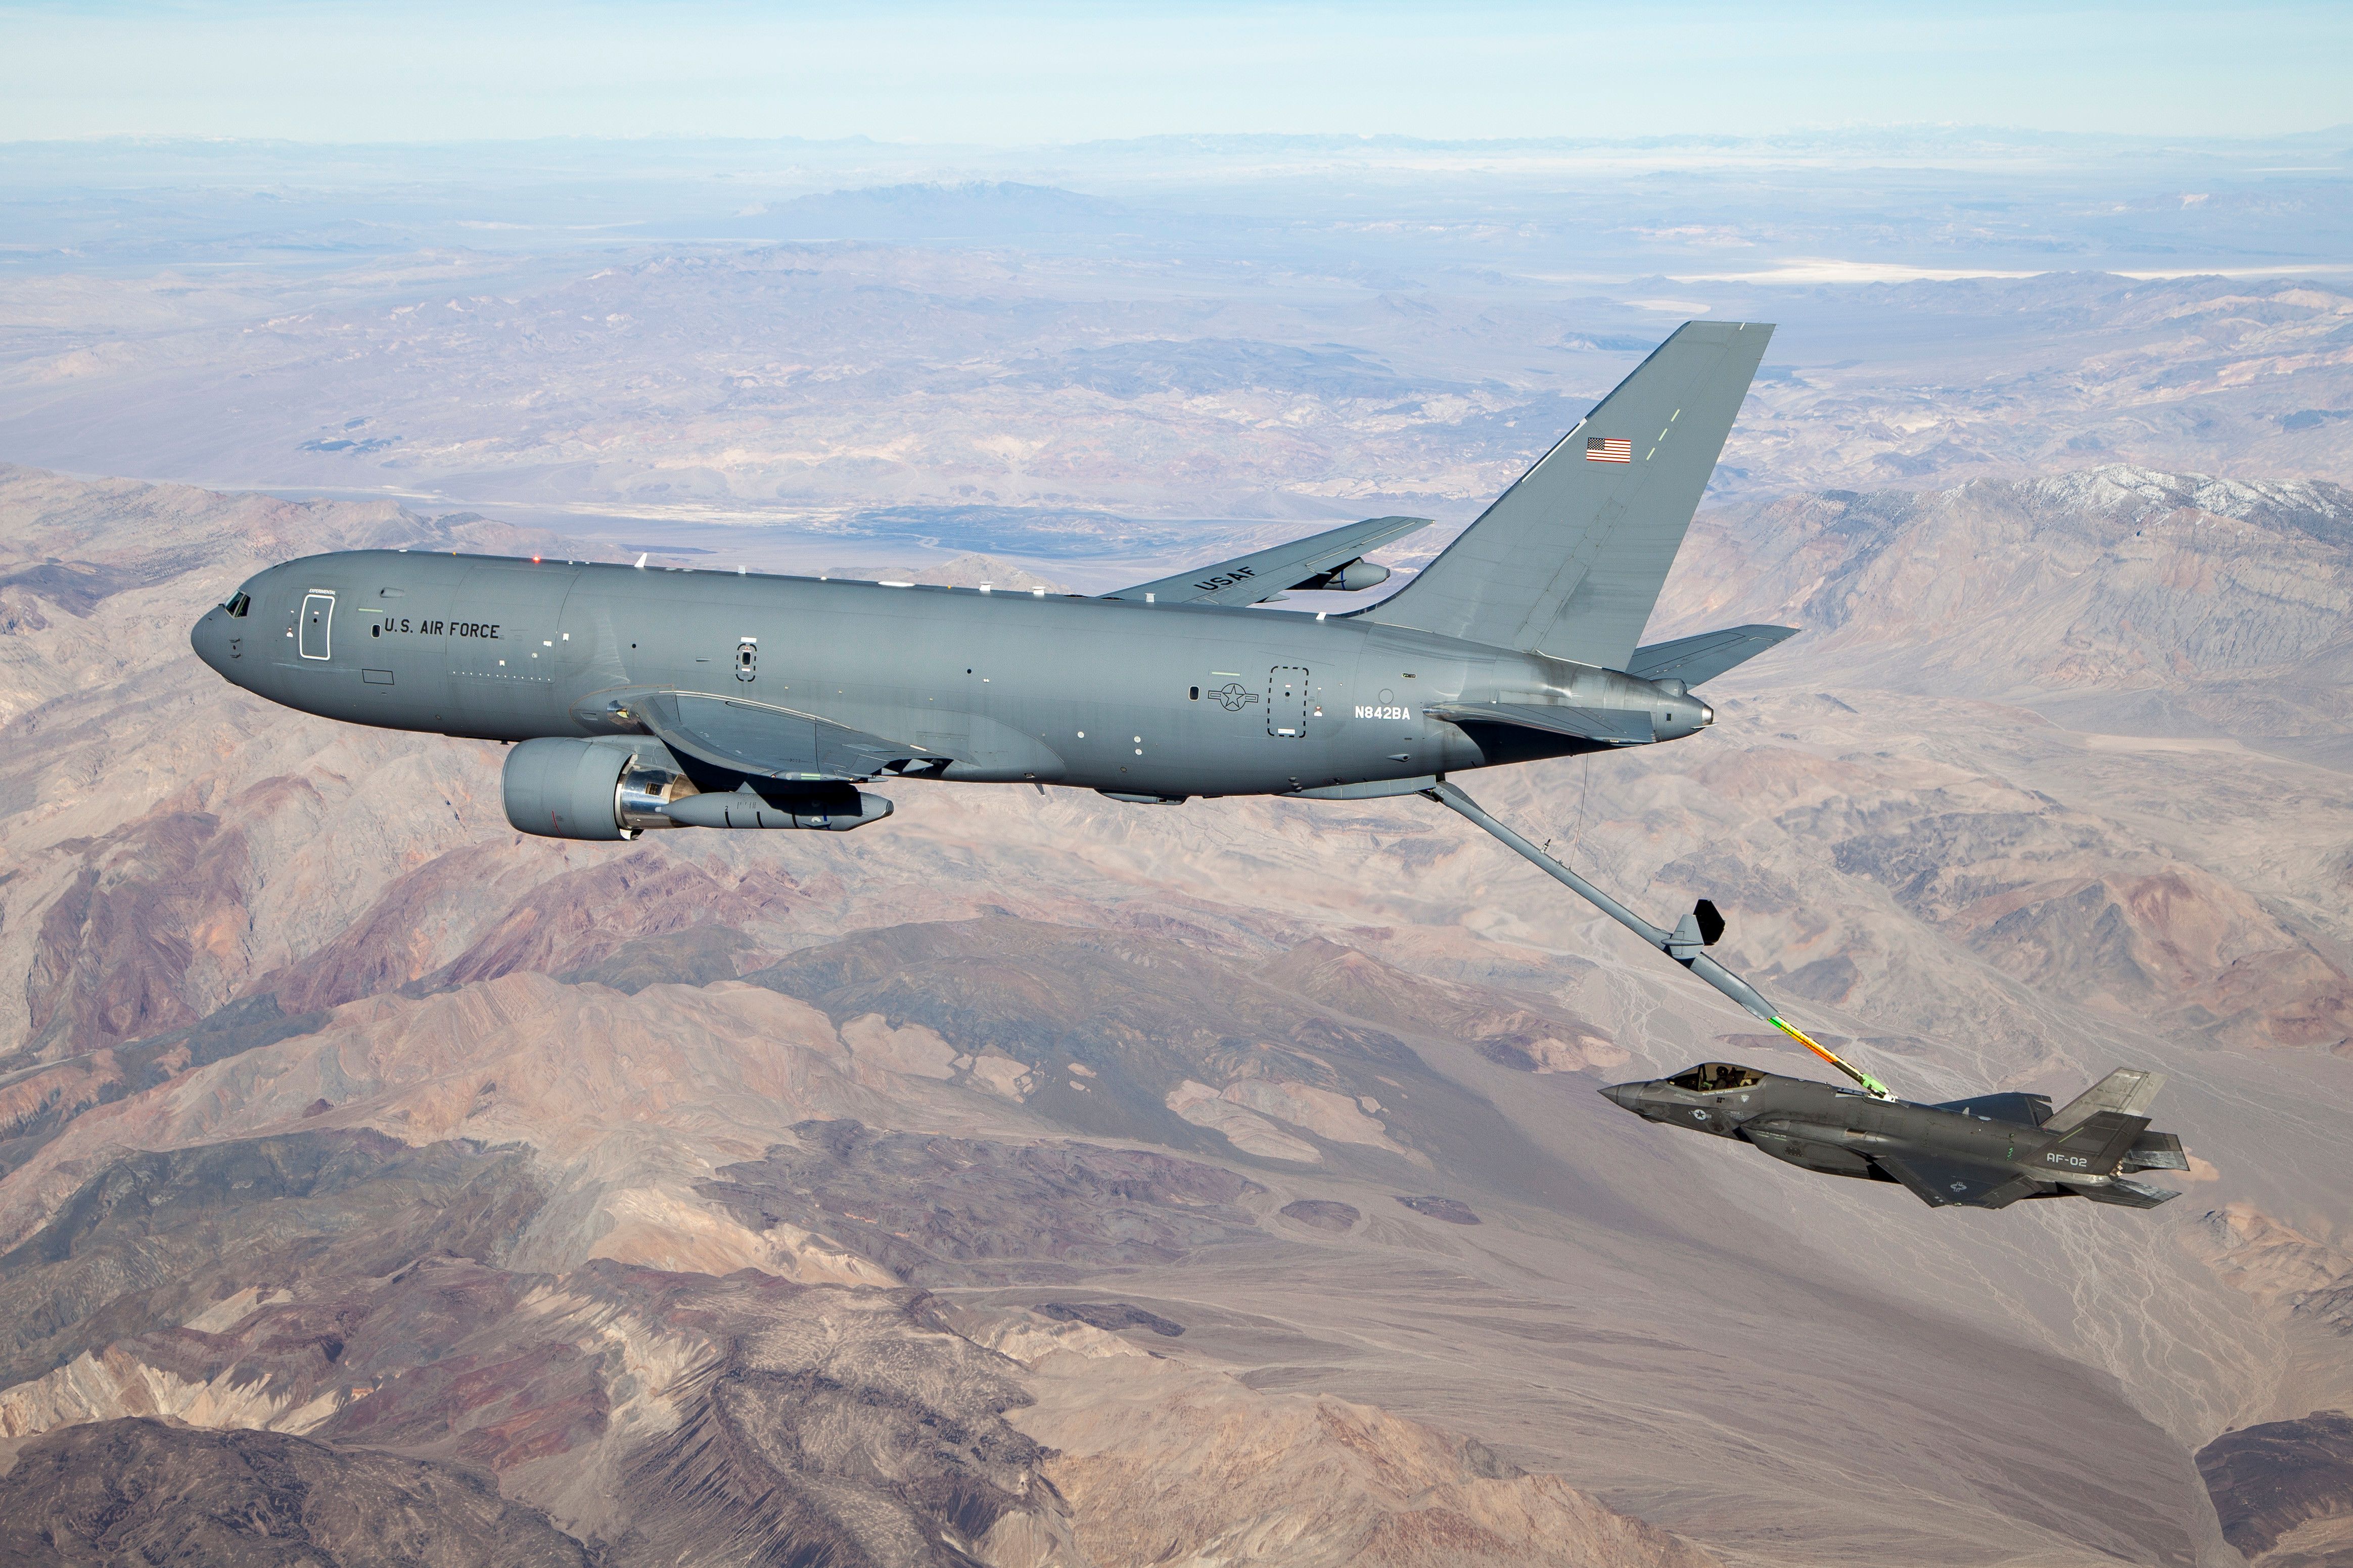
xmin=1268 ymin=665 xmax=1309 ymax=738
xmin=298 ymin=591 xmax=335 ymax=660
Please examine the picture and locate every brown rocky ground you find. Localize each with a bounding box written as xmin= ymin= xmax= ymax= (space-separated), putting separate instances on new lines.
xmin=0 ymin=1418 xmax=596 ymax=1567
xmin=2197 ymin=1411 xmax=2353 ymax=1568
xmin=3 ymin=460 xmax=2349 ymax=1564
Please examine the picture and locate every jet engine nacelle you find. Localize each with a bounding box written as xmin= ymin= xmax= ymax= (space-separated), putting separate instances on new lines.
xmin=502 ymin=736 xmax=689 ymax=840
xmin=501 ymin=737 xmax=893 ymax=839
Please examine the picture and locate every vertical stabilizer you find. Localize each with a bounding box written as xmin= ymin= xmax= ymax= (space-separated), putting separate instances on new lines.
xmin=2045 ymin=1109 xmax=2153 ymax=1174
xmin=2045 ymin=1068 xmax=2167 ymax=1133
xmin=1365 ymin=320 xmax=1771 ymax=668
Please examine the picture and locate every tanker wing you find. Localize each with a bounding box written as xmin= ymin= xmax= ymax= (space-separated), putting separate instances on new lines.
xmin=635 ymin=691 xmax=922 ymax=783
xmin=1109 ymin=515 xmax=1431 ymax=606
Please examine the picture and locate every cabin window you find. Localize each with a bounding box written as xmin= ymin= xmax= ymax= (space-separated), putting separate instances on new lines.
xmin=1190 ymin=686 xmax=1199 ymax=700
xmin=1668 ymin=1063 xmax=1764 ymax=1093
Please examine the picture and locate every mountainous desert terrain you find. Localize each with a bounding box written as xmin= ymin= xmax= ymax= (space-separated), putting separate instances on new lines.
xmin=2 ymin=441 xmax=2347 ymax=1565
xmin=2 ymin=128 xmax=2349 ymax=1563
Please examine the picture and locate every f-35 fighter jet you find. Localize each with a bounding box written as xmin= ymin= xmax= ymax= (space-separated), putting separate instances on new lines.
xmin=1601 ymin=1061 xmax=2189 ymax=1209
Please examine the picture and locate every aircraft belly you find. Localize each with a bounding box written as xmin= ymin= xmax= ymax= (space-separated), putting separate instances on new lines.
xmin=1743 ymin=1126 xmax=1876 ymax=1178
xmin=928 ymin=716 xmax=1069 ymax=782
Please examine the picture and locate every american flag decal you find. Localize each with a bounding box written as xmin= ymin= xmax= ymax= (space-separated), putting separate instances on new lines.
xmin=1585 ymin=437 xmax=1633 ymax=463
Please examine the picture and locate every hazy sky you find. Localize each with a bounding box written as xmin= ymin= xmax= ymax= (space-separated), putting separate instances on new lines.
xmin=5 ymin=1 xmax=2349 ymax=145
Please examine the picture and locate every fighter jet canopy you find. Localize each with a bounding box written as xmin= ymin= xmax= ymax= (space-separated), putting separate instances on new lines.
xmin=1666 ymin=1063 xmax=1767 ymax=1093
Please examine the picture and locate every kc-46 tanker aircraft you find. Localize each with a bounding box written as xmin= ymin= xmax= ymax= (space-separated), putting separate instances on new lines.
xmin=189 ymin=320 xmax=2187 ymax=1211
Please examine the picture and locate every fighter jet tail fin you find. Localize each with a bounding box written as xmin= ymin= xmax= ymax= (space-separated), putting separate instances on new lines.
xmin=1361 ymin=320 xmax=1771 ymax=670
xmin=2046 ymin=1068 xmax=2166 ymax=1133
xmin=2046 ymin=1109 xmax=2153 ymax=1175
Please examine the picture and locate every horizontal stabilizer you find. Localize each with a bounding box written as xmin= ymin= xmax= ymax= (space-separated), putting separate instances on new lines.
xmin=2046 ymin=1068 xmax=2166 ymax=1132
xmin=2069 ymin=1178 xmax=2180 ymax=1209
xmin=636 ymin=691 xmax=921 ymax=783
xmin=2120 ymin=1131 xmax=2189 ymax=1173
xmin=1425 ymin=701 xmax=1654 ymax=745
xmin=1109 ymin=515 xmax=1431 ymax=606
xmin=1877 ymin=1154 xmax=2042 ymax=1210
xmin=1625 ymin=624 xmax=1798 ymax=686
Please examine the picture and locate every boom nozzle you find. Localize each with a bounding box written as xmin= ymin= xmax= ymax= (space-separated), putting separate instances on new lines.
xmin=1766 ymin=1015 xmax=1890 ymax=1099
xmin=1423 ymin=780 xmax=1896 ymax=1100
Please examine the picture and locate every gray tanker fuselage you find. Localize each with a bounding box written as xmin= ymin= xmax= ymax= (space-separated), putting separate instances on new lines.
xmin=190 ymin=319 xmax=1790 ymax=833
xmin=190 ymin=549 xmax=1710 ymax=800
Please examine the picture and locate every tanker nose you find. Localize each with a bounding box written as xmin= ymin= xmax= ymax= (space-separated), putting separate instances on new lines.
xmin=191 ymin=608 xmax=221 ymax=670
xmin=190 ymin=605 xmax=238 ymax=681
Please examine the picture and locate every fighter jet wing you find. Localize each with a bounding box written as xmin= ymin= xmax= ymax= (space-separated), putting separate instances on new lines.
xmin=1875 ymin=1154 xmax=2042 ymax=1210
xmin=1106 ymin=515 xmax=1431 ymax=606
xmin=1425 ymin=701 xmax=1655 ymax=745
xmin=1623 ymin=624 xmax=1798 ymax=686
xmin=634 ymin=691 xmax=923 ymax=783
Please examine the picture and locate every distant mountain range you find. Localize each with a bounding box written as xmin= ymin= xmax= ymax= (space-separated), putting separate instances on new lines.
xmin=654 ymin=180 xmax=1134 ymax=242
